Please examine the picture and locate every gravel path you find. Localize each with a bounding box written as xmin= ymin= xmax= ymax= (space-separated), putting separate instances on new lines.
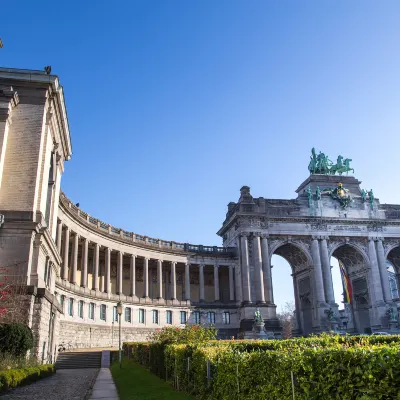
xmin=0 ymin=369 xmax=99 ymax=399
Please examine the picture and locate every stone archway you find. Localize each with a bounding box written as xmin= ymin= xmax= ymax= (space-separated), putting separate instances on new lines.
xmin=331 ymin=243 xmax=372 ymax=333
xmin=272 ymin=242 xmax=313 ymax=335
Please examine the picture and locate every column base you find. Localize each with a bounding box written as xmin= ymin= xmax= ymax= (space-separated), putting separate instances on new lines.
xmin=241 ymin=301 xmax=253 ymax=306
xmin=256 ymin=300 xmax=266 ymax=305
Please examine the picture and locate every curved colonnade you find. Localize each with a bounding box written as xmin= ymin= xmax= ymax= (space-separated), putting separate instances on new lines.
xmin=55 ymin=192 xmax=238 ymax=347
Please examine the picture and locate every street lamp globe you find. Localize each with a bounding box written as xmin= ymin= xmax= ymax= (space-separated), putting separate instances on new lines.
xmin=117 ymin=301 xmax=123 ymax=316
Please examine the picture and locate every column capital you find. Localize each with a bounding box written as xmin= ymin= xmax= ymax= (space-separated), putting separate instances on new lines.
xmin=253 ymin=231 xmax=262 ymax=237
xmin=199 ymin=263 xmax=205 ymax=268
xmin=144 ymin=256 xmax=150 ymax=261
xmin=57 ymin=219 xmax=63 ymax=225
xmin=261 ymin=234 xmax=269 ymax=239
xmin=171 ymin=261 xmax=177 ymax=265
xmin=130 ymin=254 xmax=137 ymax=259
xmin=185 ymin=262 xmax=191 ymax=267
xmin=240 ymin=232 xmax=251 ymax=238
xmin=157 ymin=259 xmax=163 ymax=264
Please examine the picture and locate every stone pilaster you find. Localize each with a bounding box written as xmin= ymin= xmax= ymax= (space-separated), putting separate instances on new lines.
xmin=62 ymin=226 xmax=70 ymax=281
xmin=240 ymin=234 xmax=251 ymax=304
xmin=261 ymin=236 xmax=273 ymax=304
xmin=171 ymin=262 xmax=177 ymax=300
xmin=81 ymin=237 xmax=88 ymax=288
xmin=70 ymin=233 xmax=79 ymax=284
xmin=229 ymin=265 xmax=235 ymax=301
xmin=376 ymin=239 xmax=391 ymax=303
xmin=319 ymin=238 xmax=335 ymax=304
xmin=253 ymin=234 xmax=265 ymax=304
xmin=93 ymin=243 xmax=100 ymax=291
xmin=105 ymin=247 xmax=111 ymax=294
xmin=214 ymin=262 xmax=220 ymax=302
xmin=311 ymin=238 xmax=326 ymax=305
xmin=117 ymin=251 xmax=123 ymax=295
xmin=199 ymin=264 xmax=205 ymax=301
xmin=56 ymin=220 xmax=62 ymax=252
xmin=130 ymin=255 xmax=136 ymax=297
xmin=185 ymin=263 xmax=191 ymax=301
xmin=143 ymin=257 xmax=149 ymax=298
xmin=368 ymin=239 xmax=385 ymax=305
xmin=157 ymin=259 xmax=163 ymax=299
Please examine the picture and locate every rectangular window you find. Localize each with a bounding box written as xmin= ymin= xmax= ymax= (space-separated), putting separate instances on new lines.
xmin=180 ymin=311 xmax=187 ymax=324
xmin=125 ymin=307 xmax=131 ymax=323
xmin=207 ymin=311 xmax=215 ymax=325
xmin=139 ymin=309 xmax=145 ymax=324
xmin=152 ymin=310 xmax=159 ymax=324
xmin=223 ymin=311 xmax=230 ymax=325
xmin=68 ymin=298 xmax=74 ymax=317
xmin=88 ymin=303 xmax=95 ymax=320
xmin=78 ymin=300 xmax=84 ymax=319
xmin=113 ymin=306 xmax=118 ymax=322
xmin=44 ymin=259 xmax=48 ymax=284
xmin=193 ymin=311 xmax=201 ymax=324
xmin=60 ymin=295 xmax=65 ymax=308
xmin=166 ymin=310 xmax=172 ymax=324
xmin=100 ymin=304 xmax=106 ymax=321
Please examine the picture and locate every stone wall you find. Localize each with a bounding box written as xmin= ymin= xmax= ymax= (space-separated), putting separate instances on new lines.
xmin=58 ymin=320 xmax=154 ymax=348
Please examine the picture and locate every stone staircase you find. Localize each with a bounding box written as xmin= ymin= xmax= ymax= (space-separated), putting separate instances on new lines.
xmin=55 ymin=351 xmax=102 ymax=369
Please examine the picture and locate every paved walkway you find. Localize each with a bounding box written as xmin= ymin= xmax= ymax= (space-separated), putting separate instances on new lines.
xmin=0 ymin=368 xmax=98 ymax=399
xmin=89 ymin=368 xmax=119 ymax=400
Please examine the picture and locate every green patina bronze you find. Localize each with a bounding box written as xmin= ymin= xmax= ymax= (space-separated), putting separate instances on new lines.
xmin=313 ymin=183 xmax=353 ymax=209
xmin=308 ymin=148 xmax=354 ymax=175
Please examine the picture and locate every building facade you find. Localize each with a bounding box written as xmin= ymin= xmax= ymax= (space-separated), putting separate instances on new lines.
xmin=1 ymin=68 xmax=400 ymax=362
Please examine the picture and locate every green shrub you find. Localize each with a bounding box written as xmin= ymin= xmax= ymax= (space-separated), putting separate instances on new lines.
xmin=0 ymin=324 xmax=33 ymax=357
xmin=0 ymin=364 xmax=54 ymax=393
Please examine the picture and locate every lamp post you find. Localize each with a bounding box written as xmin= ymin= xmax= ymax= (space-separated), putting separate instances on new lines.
xmin=117 ymin=301 xmax=123 ymax=369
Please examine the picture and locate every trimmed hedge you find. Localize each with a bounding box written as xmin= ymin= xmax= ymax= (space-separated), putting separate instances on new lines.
xmin=0 ymin=364 xmax=55 ymax=393
xmin=125 ymin=335 xmax=400 ymax=399
xmin=0 ymin=324 xmax=33 ymax=357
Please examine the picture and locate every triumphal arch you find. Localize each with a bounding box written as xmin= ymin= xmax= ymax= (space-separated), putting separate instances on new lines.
xmin=0 ymin=67 xmax=400 ymax=361
xmin=218 ymin=149 xmax=400 ymax=335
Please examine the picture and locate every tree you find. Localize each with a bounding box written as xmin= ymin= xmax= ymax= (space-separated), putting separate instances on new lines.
xmin=277 ymin=301 xmax=296 ymax=339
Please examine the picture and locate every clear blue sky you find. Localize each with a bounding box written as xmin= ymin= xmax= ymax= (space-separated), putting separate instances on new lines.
xmin=2 ymin=1 xmax=400 ymax=310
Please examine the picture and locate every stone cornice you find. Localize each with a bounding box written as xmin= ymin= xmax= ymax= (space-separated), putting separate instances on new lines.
xmin=218 ymin=212 xmax=400 ymax=237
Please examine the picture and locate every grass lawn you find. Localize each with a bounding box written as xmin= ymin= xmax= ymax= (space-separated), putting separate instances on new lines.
xmin=110 ymin=359 xmax=194 ymax=400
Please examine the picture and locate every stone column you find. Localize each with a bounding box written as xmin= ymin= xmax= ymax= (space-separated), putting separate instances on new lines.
xmin=253 ymin=234 xmax=265 ymax=303
xmin=93 ymin=243 xmax=100 ymax=291
xmin=311 ymin=238 xmax=326 ymax=305
xmin=56 ymin=220 xmax=62 ymax=252
xmin=105 ymin=247 xmax=111 ymax=293
xmin=81 ymin=238 xmax=89 ymax=288
xmin=157 ymin=259 xmax=163 ymax=299
xmin=214 ymin=262 xmax=220 ymax=302
xmin=117 ymin=251 xmax=123 ymax=295
xmin=261 ymin=236 xmax=273 ymax=303
xmin=130 ymin=255 xmax=136 ymax=297
xmin=368 ymin=238 xmax=385 ymax=304
xmin=62 ymin=226 xmax=70 ymax=281
xmin=229 ymin=265 xmax=235 ymax=301
xmin=376 ymin=239 xmax=391 ymax=302
xmin=199 ymin=264 xmax=205 ymax=301
xmin=319 ymin=238 xmax=335 ymax=304
xmin=240 ymin=235 xmax=251 ymax=303
xmin=143 ymin=257 xmax=149 ymax=298
xmin=171 ymin=262 xmax=177 ymax=300
xmin=71 ymin=233 xmax=79 ymax=284
xmin=185 ymin=263 xmax=191 ymax=301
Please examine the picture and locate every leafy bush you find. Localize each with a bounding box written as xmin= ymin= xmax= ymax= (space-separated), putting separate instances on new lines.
xmin=124 ymin=334 xmax=400 ymax=399
xmin=0 ymin=353 xmax=39 ymax=371
xmin=0 ymin=324 xmax=33 ymax=357
xmin=0 ymin=364 xmax=54 ymax=393
xmin=124 ymin=325 xmax=217 ymax=379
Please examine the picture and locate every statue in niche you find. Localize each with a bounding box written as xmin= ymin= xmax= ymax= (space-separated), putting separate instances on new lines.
xmin=316 ymin=186 xmax=321 ymax=201
xmin=360 ymin=189 xmax=367 ymax=202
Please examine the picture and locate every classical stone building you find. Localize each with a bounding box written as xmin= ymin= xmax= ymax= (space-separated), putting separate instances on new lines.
xmin=0 ymin=67 xmax=399 ymax=362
